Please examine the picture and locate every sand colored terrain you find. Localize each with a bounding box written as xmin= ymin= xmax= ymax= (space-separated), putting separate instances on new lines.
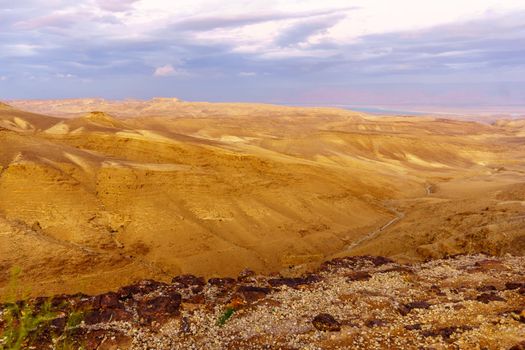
xmin=0 ymin=98 xmax=524 ymax=298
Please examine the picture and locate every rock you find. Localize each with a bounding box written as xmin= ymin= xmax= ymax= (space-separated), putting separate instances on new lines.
xmin=430 ymin=285 xmax=446 ymax=296
xmin=399 ymin=301 xmax=431 ymax=315
xmin=172 ymin=274 xmax=205 ymax=287
xmin=474 ymin=259 xmax=507 ymax=271
xmin=368 ymin=256 xmax=394 ymax=266
xmin=233 ymin=285 xmax=272 ymax=304
xmin=50 ymin=316 xmax=67 ymax=333
xmin=180 ymin=316 xmax=191 ymax=334
xmin=347 ymin=271 xmax=372 ymax=281
xmin=379 ymin=266 xmax=414 ymax=274
xmin=92 ymin=292 xmax=123 ymax=310
xmin=476 ymin=293 xmax=506 ymax=304
xmin=365 ymin=319 xmax=387 ymax=328
xmin=476 ymin=285 xmax=497 ymax=292
xmin=404 ymin=324 xmax=422 ymax=330
xmin=510 ymin=341 xmax=525 ymax=350
xmin=511 ymin=310 xmax=525 ymax=323
xmin=312 ymin=313 xmax=341 ymax=332
xmin=422 ymin=326 xmax=473 ymax=340
xmin=118 ymin=280 xmax=168 ymax=299
xmin=185 ymin=293 xmax=205 ymax=304
xmin=268 ymin=274 xmax=321 ymax=288
xmin=208 ymin=277 xmax=236 ymax=287
xmin=137 ymin=293 xmax=182 ymax=324
xmin=237 ymin=269 xmax=256 ymax=282
xmin=505 ymin=282 xmax=525 ymax=290
xmin=84 ymin=308 xmax=132 ymax=325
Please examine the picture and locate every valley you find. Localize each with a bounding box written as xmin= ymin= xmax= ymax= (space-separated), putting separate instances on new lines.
xmin=0 ymin=99 xmax=523 ymax=298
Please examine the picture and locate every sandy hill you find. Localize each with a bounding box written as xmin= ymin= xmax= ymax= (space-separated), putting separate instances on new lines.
xmin=0 ymin=100 xmax=523 ymax=299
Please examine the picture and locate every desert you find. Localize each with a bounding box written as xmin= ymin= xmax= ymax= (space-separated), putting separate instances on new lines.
xmin=0 ymin=98 xmax=523 ymax=300
xmin=2 ymin=0 xmax=525 ymax=348
xmin=0 ymin=98 xmax=524 ymax=349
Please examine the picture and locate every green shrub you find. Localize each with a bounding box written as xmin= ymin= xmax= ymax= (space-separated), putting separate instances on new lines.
xmin=0 ymin=267 xmax=84 ymax=350
xmin=217 ymin=307 xmax=236 ymax=326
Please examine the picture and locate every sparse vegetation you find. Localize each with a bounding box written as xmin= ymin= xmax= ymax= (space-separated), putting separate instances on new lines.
xmin=217 ymin=307 xmax=236 ymax=326
xmin=0 ymin=268 xmax=84 ymax=350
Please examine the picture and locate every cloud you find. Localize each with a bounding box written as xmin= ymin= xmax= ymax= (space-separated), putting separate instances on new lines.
xmin=0 ymin=76 xmax=7 ymax=81
xmin=0 ymin=1 xmax=524 ymax=106
xmin=154 ymin=64 xmax=181 ymax=77
xmin=169 ymin=8 xmax=356 ymax=32
xmin=56 ymin=73 xmax=76 ymax=79
xmin=96 ymin=0 xmax=138 ymax=12
xmin=14 ymin=12 xmax=77 ymax=30
xmin=275 ymin=14 xmax=345 ymax=47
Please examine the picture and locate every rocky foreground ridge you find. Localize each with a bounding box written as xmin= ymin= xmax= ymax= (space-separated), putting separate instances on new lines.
xmin=1 ymin=255 xmax=524 ymax=349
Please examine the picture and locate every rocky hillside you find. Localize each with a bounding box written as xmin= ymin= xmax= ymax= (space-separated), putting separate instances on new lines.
xmin=1 ymin=254 xmax=524 ymax=349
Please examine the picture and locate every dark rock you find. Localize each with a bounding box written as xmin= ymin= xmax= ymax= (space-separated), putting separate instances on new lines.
xmin=430 ymin=285 xmax=446 ymax=296
xmin=180 ymin=316 xmax=191 ymax=334
xmin=505 ymin=282 xmax=525 ymax=290
xmin=50 ymin=294 xmax=73 ymax=309
xmin=476 ymin=293 xmax=506 ymax=304
xmin=379 ymin=266 xmax=414 ymax=274
xmin=208 ymin=277 xmax=236 ymax=287
xmin=399 ymin=301 xmax=431 ymax=315
xmin=172 ymin=274 xmax=205 ymax=287
xmin=268 ymin=274 xmax=322 ymax=288
xmin=511 ymin=310 xmax=525 ymax=323
xmin=465 ymin=259 xmax=509 ymax=273
xmin=92 ymin=292 xmax=123 ymax=310
xmin=237 ymin=269 xmax=256 ymax=282
xmin=118 ymin=280 xmax=168 ymax=299
xmin=185 ymin=293 xmax=205 ymax=304
xmin=365 ymin=319 xmax=387 ymax=328
xmin=50 ymin=316 xmax=67 ymax=333
xmin=237 ymin=285 xmax=271 ymax=294
xmin=137 ymin=293 xmax=182 ymax=323
xmin=84 ymin=308 xmax=132 ymax=325
xmin=422 ymin=326 xmax=473 ymax=340
xmin=476 ymin=285 xmax=497 ymax=292
xmin=404 ymin=323 xmax=422 ymax=330
xmin=234 ymin=285 xmax=272 ymax=304
xmin=369 ymin=256 xmax=394 ymax=266
xmin=510 ymin=341 xmax=525 ymax=350
xmin=347 ymin=271 xmax=372 ymax=281
xmin=312 ymin=313 xmax=341 ymax=332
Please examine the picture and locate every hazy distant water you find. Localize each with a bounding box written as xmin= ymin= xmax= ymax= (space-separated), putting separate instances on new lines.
xmin=337 ymin=105 xmax=427 ymax=116
xmin=286 ymin=103 xmax=426 ymax=116
xmin=287 ymin=103 xmax=525 ymax=118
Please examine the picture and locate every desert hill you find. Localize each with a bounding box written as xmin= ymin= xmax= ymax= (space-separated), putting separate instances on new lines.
xmin=0 ymin=99 xmax=524 ymax=298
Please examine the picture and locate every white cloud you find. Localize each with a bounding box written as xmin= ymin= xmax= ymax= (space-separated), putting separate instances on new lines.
xmin=0 ymin=76 xmax=7 ymax=81
xmin=154 ymin=64 xmax=179 ymax=77
xmin=130 ymin=0 xmax=525 ymax=56
xmin=238 ymin=72 xmax=257 ymax=77
xmin=56 ymin=73 xmax=76 ymax=79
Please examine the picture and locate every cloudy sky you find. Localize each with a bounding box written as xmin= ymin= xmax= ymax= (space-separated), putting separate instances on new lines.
xmin=1 ymin=0 xmax=524 ymax=107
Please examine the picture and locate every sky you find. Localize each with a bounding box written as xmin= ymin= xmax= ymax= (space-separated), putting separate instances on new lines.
xmin=1 ymin=0 xmax=525 ymax=107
